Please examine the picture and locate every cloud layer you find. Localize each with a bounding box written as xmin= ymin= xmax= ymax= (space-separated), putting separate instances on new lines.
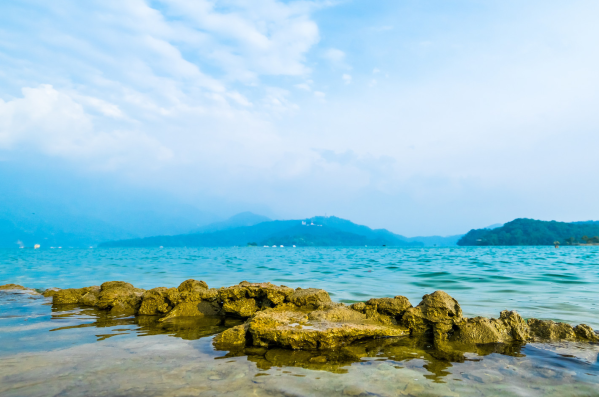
xmin=1 ymin=0 xmax=599 ymax=235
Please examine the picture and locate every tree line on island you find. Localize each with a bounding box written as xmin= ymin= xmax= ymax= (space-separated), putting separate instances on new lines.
xmin=457 ymin=218 xmax=599 ymax=246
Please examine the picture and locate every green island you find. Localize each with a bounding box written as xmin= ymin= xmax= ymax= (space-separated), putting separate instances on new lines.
xmin=458 ymin=218 xmax=599 ymax=246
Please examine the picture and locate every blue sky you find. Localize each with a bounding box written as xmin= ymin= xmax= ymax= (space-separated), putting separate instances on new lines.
xmin=1 ymin=0 xmax=598 ymax=236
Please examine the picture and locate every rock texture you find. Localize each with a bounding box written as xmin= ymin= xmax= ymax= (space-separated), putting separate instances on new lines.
xmin=4 ymin=279 xmax=596 ymax=351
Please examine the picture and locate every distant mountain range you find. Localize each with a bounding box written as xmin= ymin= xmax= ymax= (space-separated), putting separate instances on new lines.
xmin=99 ymin=216 xmax=426 ymax=248
xmin=458 ymin=219 xmax=599 ymax=246
xmin=99 ymin=215 xmax=467 ymax=248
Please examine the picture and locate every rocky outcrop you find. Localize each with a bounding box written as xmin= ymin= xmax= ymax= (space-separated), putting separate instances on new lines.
xmin=0 ymin=284 xmax=29 ymax=290
xmin=450 ymin=311 xmax=529 ymax=344
xmin=5 ymin=280 xmax=596 ymax=350
xmin=401 ymin=290 xmax=463 ymax=341
xmin=0 ymin=284 xmax=40 ymax=295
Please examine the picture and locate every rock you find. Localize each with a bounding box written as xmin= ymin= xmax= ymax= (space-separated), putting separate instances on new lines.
xmin=218 ymin=282 xmax=294 ymax=317
xmin=451 ymin=311 xmax=529 ymax=344
xmin=451 ymin=317 xmax=512 ymax=344
xmin=366 ymin=296 xmax=412 ymax=317
xmin=96 ymin=281 xmax=145 ymax=314
xmin=178 ymin=279 xmax=208 ymax=292
xmin=0 ymin=284 xmax=29 ymax=290
xmin=53 ymin=286 xmax=100 ymax=305
xmin=500 ymin=310 xmax=530 ymax=341
xmin=42 ymin=288 xmax=61 ymax=297
xmin=308 ymin=305 xmax=369 ymax=323
xmin=573 ymin=324 xmax=599 ymax=342
xmin=223 ymin=298 xmax=259 ymax=318
xmin=527 ymin=319 xmax=577 ymax=341
xmin=401 ymin=290 xmax=462 ymax=341
xmin=247 ymin=307 xmax=409 ymax=350
xmin=160 ymin=301 xmax=221 ymax=322
xmin=80 ymin=290 xmax=101 ymax=306
xmin=139 ymin=287 xmax=172 ymax=315
xmin=288 ymin=288 xmax=332 ymax=309
xmin=213 ymin=324 xmax=249 ymax=349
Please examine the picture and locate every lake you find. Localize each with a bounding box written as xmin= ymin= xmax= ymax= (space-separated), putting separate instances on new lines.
xmin=1 ymin=247 xmax=598 ymax=396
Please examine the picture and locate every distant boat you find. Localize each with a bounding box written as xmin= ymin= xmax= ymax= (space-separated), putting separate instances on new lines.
xmin=34 ymin=244 xmax=40 ymax=249
xmin=264 ymin=245 xmax=268 ymax=247
xmin=272 ymin=245 xmax=276 ymax=247
xmin=293 ymin=245 xmax=296 ymax=247
xmin=280 ymin=245 xmax=284 ymax=247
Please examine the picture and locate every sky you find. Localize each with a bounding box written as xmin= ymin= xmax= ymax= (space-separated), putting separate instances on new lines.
xmin=1 ymin=0 xmax=599 ymax=237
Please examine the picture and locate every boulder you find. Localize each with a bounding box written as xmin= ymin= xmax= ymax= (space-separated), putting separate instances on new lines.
xmin=96 ymin=281 xmax=145 ymax=314
xmin=246 ymin=307 xmax=409 ymax=350
xmin=139 ymin=287 xmax=173 ymax=315
xmin=223 ymin=298 xmax=259 ymax=317
xmin=365 ymin=296 xmax=412 ymax=317
xmin=287 ymin=288 xmax=332 ymax=309
xmin=574 ymin=324 xmax=599 ymax=342
xmin=213 ymin=324 xmax=249 ymax=349
xmin=401 ymin=290 xmax=463 ymax=341
xmin=53 ymin=286 xmax=100 ymax=305
xmin=217 ymin=282 xmax=294 ymax=317
xmin=451 ymin=310 xmax=529 ymax=344
xmin=527 ymin=319 xmax=577 ymax=341
xmin=0 ymin=284 xmax=28 ymax=290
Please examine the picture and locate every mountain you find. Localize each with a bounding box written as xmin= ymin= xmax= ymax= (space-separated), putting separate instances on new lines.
xmin=99 ymin=216 xmax=423 ymax=248
xmin=457 ymin=218 xmax=599 ymax=246
xmin=190 ymin=212 xmax=271 ymax=234
xmin=403 ymin=235 xmax=464 ymax=247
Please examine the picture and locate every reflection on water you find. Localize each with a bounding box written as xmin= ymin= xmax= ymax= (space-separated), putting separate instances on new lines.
xmin=49 ymin=304 xmax=244 ymax=341
xmin=1 ymin=293 xmax=598 ymax=396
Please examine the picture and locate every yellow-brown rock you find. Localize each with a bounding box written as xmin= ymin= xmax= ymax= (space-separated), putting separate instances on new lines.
xmin=53 ymin=286 xmax=100 ymax=305
xmin=96 ymin=281 xmax=145 ymax=314
xmin=139 ymin=287 xmax=172 ymax=315
xmin=401 ymin=290 xmax=463 ymax=341
xmin=213 ymin=324 xmax=249 ymax=349
xmin=0 ymin=284 xmax=29 ymax=290
xmin=247 ymin=307 xmax=409 ymax=350
xmin=528 ymin=318 xmax=577 ymax=341
xmin=365 ymin=296 xmax=412 ymax=317
xmin=288 ymin=288 xmax=332 ymax=309
xmin=160 ymin=301 xmax=221 ymax=322
xmin=223 ymin=298 xmax=258 ymax=317
xmin=574 ymin=324 xmax=599 ymax=342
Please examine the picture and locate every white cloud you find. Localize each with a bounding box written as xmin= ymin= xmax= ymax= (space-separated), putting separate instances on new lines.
xmin=342 ymin=74 xmax=352 ymax=84
xmin=0 ymin=85 xmax=171 ymax=167
xmin=322 ymin=48 xmax=345 ymax=64
xmin=294 ymin=83 xmax=312 ymax=91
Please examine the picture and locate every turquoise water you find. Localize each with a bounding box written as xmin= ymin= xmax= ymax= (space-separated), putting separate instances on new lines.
xmin=1 ymin=247 xmax=598 ymax=396
xmin=2 ymin=246 xmax=598 ymax=327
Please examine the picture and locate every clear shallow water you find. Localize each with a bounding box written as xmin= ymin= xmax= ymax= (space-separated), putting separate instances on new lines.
xmin=1 ymin=247 xmax=599 ymax=396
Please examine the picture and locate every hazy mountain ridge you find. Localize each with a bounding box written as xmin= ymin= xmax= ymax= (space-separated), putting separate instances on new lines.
xmin=99 ymin=216 xmax=423 ymax=248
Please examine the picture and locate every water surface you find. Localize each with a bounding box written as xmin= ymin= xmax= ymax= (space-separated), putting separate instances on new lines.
xmin=1 ymin=247 xmax=598 ymax=396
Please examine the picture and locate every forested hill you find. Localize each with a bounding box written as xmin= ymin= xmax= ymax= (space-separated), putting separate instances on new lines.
xmin=457 ymin=218 xmax=599 ymax=246
xmin=99 ymin=216 xmax=423 ymax=248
